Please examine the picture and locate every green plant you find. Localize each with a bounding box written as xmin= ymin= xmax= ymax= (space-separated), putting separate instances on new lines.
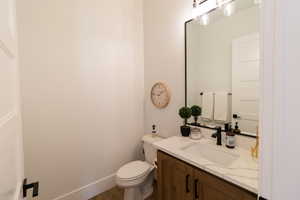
xmin=179 ymin=107 xmax=192 ymax=124
xmin=191 ymin=105 xmax=202 ymax=117
xmin=178 ymin=107 xmax=192 ymax=136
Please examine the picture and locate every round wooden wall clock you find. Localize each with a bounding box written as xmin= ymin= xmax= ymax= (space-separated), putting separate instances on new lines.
xmin=151 ymin=82 xmax=171 ymax=109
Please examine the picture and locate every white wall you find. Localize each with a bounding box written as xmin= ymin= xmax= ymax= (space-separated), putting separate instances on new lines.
xmin=143 ymin=0 xmax=191 ymax=137
xmin=268 ymin=0 xmax=300 ymax=199
xmin=259 ymin=0 xmax=300 ymax=198
xmin=0 ymin=0 xmax=24 ymax=199
xmin=17 ymin=0 xmax=144 ymax=199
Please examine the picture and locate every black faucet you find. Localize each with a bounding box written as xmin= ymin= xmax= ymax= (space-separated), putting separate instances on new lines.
xmin=211 ymin=126 xmax=222 ymax=146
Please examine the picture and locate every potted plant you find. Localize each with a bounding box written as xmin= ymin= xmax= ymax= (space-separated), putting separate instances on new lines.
xmin=179 ymin=106 xmax=192 ymax=137
xmin=191 ymin=105 xmax=202 ymax=126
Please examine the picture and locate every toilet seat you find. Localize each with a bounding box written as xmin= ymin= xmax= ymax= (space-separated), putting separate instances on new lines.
xmin=117 ymin=161 xmax=153 ymax=181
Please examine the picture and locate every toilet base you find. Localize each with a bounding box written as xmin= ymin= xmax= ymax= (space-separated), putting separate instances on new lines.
xmin=141 ymin=172 xmax=154 ymax=199
xmin=123 ymin=185 xmax=153 ymax=200
xmin=142 ymin=186 xmax=153 ymax=199
xmin=124 ymin=187 xmax=143 ymax=200
xmin=123 ymin=172 xmax=154 ymax=200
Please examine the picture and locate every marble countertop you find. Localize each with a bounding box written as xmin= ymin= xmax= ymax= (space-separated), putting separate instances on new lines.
xmin=153 ymin=136 xmax=259 ymax=194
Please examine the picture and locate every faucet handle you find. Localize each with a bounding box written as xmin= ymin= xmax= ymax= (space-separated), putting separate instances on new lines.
xmin=211 ymin=127 xmax=222 ymax=138
xmin=216 ymin=126 xmax=222 ymax=146
xmin=211 ymin=132 xmax=217 ymax=138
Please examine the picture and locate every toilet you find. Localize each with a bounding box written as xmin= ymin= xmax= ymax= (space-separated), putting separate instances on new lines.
xmin=116 ymin=134 xmax=163 ymax=200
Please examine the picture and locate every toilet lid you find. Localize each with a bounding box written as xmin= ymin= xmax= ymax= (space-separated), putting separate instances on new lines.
xmin=117 ymin=161 xmax=152 ymax=180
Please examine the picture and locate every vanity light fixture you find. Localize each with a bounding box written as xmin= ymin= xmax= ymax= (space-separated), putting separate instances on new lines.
xmin=217 ymin=0 xmax=232 ymax=7
xmin=192 ymin=0 xmax=260 ymax=25
xmin=254 ymin=0 xmax=262 ymax=5
xmin=192 ymin=0 xmax=217 ymax=19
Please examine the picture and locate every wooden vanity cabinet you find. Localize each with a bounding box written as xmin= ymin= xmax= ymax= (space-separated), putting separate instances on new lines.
xmin=157 ymin=151 xmax=257 ymax=200
xmin=157 ymin=150 xmax=194 ymax=200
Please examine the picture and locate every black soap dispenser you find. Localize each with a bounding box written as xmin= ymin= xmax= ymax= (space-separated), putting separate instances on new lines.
xmin=226 ymin=124 xmax=236 ymax=149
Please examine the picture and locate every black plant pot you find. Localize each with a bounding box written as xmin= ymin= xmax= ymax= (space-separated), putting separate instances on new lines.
xmin=180 ymin=125 xmax=191 ymax=137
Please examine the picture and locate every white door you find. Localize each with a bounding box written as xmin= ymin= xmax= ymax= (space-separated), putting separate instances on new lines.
xmin=232 ymin=33 xmax=260 ymax=135
xmin=0 ymin=0 xmax=24 ymax=199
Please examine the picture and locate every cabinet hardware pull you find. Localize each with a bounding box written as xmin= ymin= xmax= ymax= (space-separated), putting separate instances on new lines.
xmin=194 ymin=179 xmax=199 ymax=199
xmin=185 ymin=174 xmax=190 ymax=193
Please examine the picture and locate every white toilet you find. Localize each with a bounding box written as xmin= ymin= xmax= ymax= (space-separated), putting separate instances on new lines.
xmin=116 ymin=134 xmax=163 ymax=200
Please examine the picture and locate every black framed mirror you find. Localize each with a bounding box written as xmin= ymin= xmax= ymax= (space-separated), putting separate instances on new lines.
xmin=184 ymin=0 xmax=260 ymax=137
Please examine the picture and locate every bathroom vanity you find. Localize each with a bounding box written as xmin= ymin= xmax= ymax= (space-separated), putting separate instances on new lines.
xmin=154 ymin=136 xmax=258 ymax=200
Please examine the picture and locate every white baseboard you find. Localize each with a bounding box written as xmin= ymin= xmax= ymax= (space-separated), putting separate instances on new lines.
xmin=52 ymin=173 xmax=116 ymax=200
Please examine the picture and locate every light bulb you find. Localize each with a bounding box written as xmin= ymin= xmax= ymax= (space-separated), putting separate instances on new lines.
xmin=200 ymin=14 xmax=210 ymax=26
xmin=192 ymin=0 xmax=218 ymax=19
xmin=223 ymin=2 xmax=236 ymax=16
xmin=254 ymin=0 xmax=261 ymax=5
xmin=192 ymin=8 xmax=198 ymax=19
xmin=217 ymin=0 xmax=231 ymax=7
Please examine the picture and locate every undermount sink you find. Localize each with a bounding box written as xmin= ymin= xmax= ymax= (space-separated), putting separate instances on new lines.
xmin=181 ymin=143 xmax=239 ymax=167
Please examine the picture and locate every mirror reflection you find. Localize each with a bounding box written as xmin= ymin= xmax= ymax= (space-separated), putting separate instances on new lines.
xmin=186 ymin=0 xmax=260 ymax=136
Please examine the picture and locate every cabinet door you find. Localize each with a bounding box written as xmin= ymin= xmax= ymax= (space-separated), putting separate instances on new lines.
xmin=194 ymin=169 xmax=257 ymax=200
xmin=157 ymin=151 xmax=193 ymax=200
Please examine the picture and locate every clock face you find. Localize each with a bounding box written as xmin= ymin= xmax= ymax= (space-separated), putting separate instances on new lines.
xmin=151 ymin=82 xmax=170 ymax=109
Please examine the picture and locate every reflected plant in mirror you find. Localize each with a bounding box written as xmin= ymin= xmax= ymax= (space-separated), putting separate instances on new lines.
xmin=191 ymin=105 xmax=202 ymax=126
xmin=185 ymin=0 xmax=260 ymax=136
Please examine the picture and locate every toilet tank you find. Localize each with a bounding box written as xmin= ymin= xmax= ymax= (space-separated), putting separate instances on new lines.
xmin=142 ymin=134 xmax=163 ymax=164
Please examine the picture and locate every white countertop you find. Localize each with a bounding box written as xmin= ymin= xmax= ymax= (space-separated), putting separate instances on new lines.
xmin=153 ymin=136 xmax=259 ymax=194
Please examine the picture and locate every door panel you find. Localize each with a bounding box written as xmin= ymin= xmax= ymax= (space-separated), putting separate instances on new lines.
xmin=172 ymin=159 xmax=194 ymax=200
xmin=194 ymin=169 xmax=254 ymax=200
xmin=202 ymin=185 xmax=234 ymax=200
xmin=157 ymin=151 xmax=193 ymax=200
xmin=0 ymin=50 xmax=16 ymax=117
xmin=0 ymin=0 xmax=16 ymax=56
xmin=157 ymin=152 xmax=173 ymax=200
xmin=0 ymin=0 xmax=24 ymax=199
xmin=232 ymin=33 xmax=260 ymax=135
xmin=0 ymin=114 xmax=22 ymax=200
